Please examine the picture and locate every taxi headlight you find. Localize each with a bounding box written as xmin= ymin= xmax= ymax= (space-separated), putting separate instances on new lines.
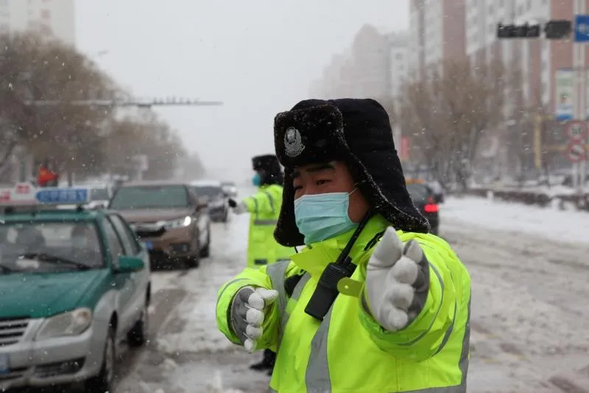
xmin=36 ymin=308 xmax=92 ymax=340
xmin=163 ymin=216 xmax=192 ymax=229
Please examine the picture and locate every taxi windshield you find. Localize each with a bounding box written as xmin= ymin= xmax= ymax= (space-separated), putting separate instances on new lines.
xmin=0 ymin=221 xmax=104 ymax=274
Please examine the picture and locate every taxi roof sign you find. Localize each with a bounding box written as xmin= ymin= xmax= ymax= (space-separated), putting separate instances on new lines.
xmin=36 ymin=188 xmax=89 ymax=205
xmin=0 ymin=183 xmax=91 ymax=207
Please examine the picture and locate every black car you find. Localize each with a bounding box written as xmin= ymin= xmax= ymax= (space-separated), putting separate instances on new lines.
xmin=407 ymin=182 xmax=440 ymax=235
xmin=191 ymin=180 xmax=228 ymax=223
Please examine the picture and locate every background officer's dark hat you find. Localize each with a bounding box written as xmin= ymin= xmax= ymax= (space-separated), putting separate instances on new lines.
xmin=252 ymin=154 xmax=280 ymax=172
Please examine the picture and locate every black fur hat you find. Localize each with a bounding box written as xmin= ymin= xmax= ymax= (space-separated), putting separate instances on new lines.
xmin=273 ymin=98 xmax=430 ymax=247
xmin=252 ymin=154 xmax=280 ymax=172
xmin=252 ymin=154 xmax=283 ymax=186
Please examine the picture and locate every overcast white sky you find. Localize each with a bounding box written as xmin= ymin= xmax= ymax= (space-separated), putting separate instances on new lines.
xmin=76 ymin=0 xmax=409 ymax=180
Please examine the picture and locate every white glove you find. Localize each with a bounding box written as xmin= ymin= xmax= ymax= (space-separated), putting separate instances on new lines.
xmin=364 ymin=227 xmax=429 ymax=332
xmin=230 ymin=286 xmax=278 ymax=352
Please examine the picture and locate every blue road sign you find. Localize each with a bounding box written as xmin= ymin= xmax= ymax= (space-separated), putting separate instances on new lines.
xmin=574 ymin=14 xmax=589 ymax=42
xmin=35 ymin=188 xmax=89 ymax=204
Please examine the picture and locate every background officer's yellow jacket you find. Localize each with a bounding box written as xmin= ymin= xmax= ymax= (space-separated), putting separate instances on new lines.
xmin=216 ymin=215 xmax=471 ymax=393
xmin=242 ymin=184 xmax=293 ymax=268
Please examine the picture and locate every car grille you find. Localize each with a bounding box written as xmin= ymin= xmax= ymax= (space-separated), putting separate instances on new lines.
xmin=0 ymin=317 xmax=29 ymax=347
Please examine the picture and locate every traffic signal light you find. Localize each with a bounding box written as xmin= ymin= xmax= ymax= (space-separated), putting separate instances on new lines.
xmin=497 ymin=23 xmax=541 ymax=38
xmin=544 ymin=20 xmax=572 ymax=39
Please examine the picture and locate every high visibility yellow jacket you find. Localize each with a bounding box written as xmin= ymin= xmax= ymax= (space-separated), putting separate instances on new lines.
xmin=242 ymin=184 xmax=293 ymax=268
xmin=216 ymin=215 xmax=471 ymax=393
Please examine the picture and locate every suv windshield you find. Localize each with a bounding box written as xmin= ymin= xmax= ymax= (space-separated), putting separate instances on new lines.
xmin=406 ymin=184 xmax=432 ymax=203
xmin=0 ymin=221 xmax=104 ymax=274
xmin=109 ymin=185 xmax=189 ymax=209
xmin=194 ymin=186 xmax=223 ymax=198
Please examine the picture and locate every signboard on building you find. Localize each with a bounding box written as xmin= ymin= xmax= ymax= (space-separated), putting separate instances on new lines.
xmin=555 ymin=68 xmax=574 ymax=121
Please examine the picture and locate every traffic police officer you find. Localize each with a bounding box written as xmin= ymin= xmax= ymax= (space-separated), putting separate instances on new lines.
xmin=227 ymin=154 xmax=293 ymax=374
xmin=218 ymin=99 xmax=471 ymax=392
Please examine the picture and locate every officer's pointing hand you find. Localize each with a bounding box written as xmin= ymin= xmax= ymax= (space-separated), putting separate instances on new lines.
xmin=230 ymin=286 xmax=279 ymax=353
xmin=364 ymin=227 xmax=429 ymax=332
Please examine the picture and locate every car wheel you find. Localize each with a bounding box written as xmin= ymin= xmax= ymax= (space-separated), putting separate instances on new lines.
xmin=85 ymin=327 xmax=115 ymax=393
xmin=200 ymin=227 xmax=211 ymax=258
xmin=127 ymin=297 xmax=149 ymax=347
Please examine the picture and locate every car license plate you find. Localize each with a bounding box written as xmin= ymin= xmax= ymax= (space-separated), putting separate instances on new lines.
xmin=143 ymin=241 xmax=153 ymax=250
xmin=0 ymin=353 xmax=9 ymax=374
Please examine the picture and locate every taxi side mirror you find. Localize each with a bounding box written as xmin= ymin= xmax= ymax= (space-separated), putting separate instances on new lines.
xmin=116 ymin=256 xmax=145 ymax=273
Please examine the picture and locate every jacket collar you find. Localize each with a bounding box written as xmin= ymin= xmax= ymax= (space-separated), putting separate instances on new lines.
xmin=290 ymin=215 xmax=389 ymax=278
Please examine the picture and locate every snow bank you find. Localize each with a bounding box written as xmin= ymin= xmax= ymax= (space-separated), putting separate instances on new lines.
xmin=442 ymin=196 xmax=589 ymax=245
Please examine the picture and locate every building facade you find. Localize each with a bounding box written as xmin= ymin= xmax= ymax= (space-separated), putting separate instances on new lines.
xmin=387 ymin=32 xmax=409 ymax=100
xmin=408 ymin=0 xmax=466 ymax=78
xmin=0 ymin=0 xmax=75 ymax=46
xmin=308 ymin=24 xmax=391 ymax=99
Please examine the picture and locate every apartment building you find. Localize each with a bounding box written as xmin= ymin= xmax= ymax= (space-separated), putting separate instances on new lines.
xmin=408 ymin=0 xmax=466 ymax=77
xmin=309 ymin=24 xmax=391 ymax=99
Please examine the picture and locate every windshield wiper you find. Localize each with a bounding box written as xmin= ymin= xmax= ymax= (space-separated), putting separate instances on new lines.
xmin=19 ymin=253 xmax=91 ymax=270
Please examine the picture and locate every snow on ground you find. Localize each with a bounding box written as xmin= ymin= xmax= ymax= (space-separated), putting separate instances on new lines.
xmin=117 ymin=213 xmax=270 ymax=393
xmin=442 ymin=196 xmax=589 ymax=245
xmin=442 ymin=201 xmax=589 ymax=392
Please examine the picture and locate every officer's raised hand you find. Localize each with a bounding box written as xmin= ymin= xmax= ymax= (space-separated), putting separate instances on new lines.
xmin=364 ymin=227 xmax=430 ymax=331
xmin=230 ymin=286 xmax=278 ymax=352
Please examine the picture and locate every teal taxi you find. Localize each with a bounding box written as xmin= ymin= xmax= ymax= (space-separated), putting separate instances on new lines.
xmin=0 ymin=183 xmax=151 ymax=392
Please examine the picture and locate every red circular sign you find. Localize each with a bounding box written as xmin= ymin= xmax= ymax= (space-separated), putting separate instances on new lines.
xmin=566 ymin=120 xmax=588 ymax=141
xmin=566 ymin=141 xmax=586 ymax=163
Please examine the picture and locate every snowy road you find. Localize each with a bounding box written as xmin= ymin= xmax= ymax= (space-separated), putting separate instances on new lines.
xmin=113 ymin=198 xmax=589 ymax=393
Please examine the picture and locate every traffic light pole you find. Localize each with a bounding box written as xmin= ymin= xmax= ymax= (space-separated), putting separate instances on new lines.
xmin=574 ymin=0 xmax=586 ymax=191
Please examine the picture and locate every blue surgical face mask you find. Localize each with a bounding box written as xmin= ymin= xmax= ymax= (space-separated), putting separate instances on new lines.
xmin=294 ymin=189 xmax=358 ymax=245
xmin=252 ymin=172 xmax=261 ymax=187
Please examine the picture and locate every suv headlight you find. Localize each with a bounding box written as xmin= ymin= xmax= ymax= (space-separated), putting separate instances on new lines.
xmin=162 ymin=216 xmax=192 ymax=229
xmin=36 ymin=308 xmax=92 ymax=340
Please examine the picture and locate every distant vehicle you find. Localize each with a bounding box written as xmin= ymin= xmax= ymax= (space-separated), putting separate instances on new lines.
xmin=86 ymin=185 xmax=112 ymax=209
xmin=191 ymin=180 xmax=228 ymax=223
xmin=109 ymin=181 xmax=211 ymax=268
xmin=221 ymin=181 xmax=238 ymax=198
xmin=0 ymin=185 xmax=150 ymax=393
xmin=406 ymin=181 xmax=440 ymax=235
xmin=427 ymin=180 xmax=445 ymax=204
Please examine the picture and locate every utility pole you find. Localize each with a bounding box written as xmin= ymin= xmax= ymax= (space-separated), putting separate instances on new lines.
xmin=573 ymin=2 xmax=587 ymax=191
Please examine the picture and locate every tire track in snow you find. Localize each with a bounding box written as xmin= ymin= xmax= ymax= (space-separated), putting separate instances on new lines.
xmin=442 ymin=220 xmax=589 ymax=392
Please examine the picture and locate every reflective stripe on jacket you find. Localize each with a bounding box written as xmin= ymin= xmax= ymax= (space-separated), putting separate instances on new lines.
xmin=216 ymin=215 xmax=471 ymax=392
